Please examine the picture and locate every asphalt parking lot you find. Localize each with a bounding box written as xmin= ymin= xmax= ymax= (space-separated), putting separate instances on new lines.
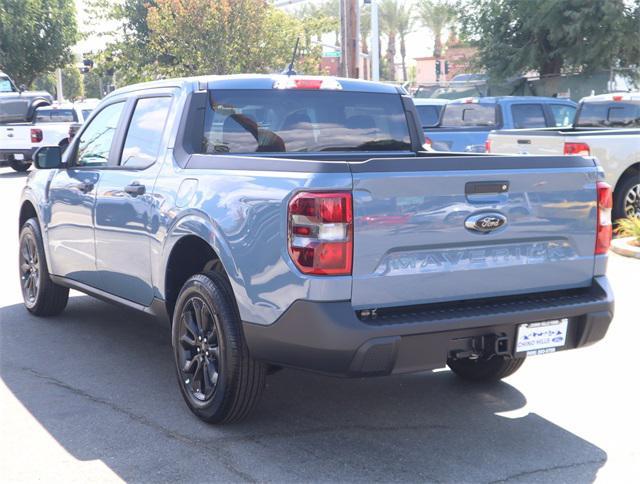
xmin=0 ymin=166 xmax=638 ymax=483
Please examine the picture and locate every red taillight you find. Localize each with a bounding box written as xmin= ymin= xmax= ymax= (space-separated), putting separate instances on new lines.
xmin=424 ymin=136 xmax=432 ymax=148
xmin=612 ymin=95 xmax=623 ymax=102
xmin=484 ymin=138 xmax=491 ymax=153
xmin=595 ymin=181 xmax=612 ymax=255
xmin=288 ymin=192 xmax=353 ymax=275
xmin=30 ymin=128 xmax=43 ymax=143
xmin=564 ymin=142 xmax=590 ymax=156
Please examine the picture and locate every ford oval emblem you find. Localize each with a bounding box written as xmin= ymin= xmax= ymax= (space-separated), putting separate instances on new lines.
xmin=465 ymin=213 xmax=507 ymax=233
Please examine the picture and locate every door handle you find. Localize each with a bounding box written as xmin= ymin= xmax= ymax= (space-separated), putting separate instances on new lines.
xmin=76 ymin=182 xmax=94 ymax=193
xmin=124 ymin=182 xmax=146 ymax=196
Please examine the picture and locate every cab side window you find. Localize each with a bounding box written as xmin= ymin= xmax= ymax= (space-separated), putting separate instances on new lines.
xmin=120 ymin=97 xmax=173 ymax=169
xmin=76 ymin=102 xmax=125 ymax=167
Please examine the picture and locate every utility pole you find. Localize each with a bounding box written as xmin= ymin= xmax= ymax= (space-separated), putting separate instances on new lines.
xmin=370 ymin=0 xmax=380 ymax=81
xmin=55 ymin=68 xmax=63 ymax=102
xmin=340 ymin=0 xmax=359 ymax=78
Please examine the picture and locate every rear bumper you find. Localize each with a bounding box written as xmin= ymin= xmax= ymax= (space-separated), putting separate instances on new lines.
xmin=0 ymin=148 xmax=34 ymax=163
xmin=243 ymin=277 xmax=614 ymax=377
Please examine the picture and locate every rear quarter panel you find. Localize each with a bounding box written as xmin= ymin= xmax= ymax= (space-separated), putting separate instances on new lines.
xmin=152 ymin=153 xmax=354 ymax=325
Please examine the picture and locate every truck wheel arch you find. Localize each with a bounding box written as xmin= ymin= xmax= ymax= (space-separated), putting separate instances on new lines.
xmin=19 ymin=200 xmax=38 ymax=231
xmin=162 ymin=215 xmax=239 ymax=321
xmin=613 ymin=162 xmax=640 ymax=219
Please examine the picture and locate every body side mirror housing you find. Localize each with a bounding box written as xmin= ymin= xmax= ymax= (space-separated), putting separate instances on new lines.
xmin=33 ymin=146 xmax=63 ymax=169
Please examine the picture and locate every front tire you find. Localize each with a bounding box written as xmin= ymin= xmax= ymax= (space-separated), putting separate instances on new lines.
xmin=447 ymin=355 xmax=525 ymax=382
xmin=172 ymin=272 xmax=266 ymax=424
xmin=19 ymin=218 xmax=69 ymax=316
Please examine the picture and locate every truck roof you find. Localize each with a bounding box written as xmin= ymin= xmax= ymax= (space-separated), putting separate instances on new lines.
xmin=580 ymin=92 xmax=640 ymax=103
xmin=448 ymin=96 xmax=576 ymax=105
xmin=106 ymin=74 xmax=404 ymax=99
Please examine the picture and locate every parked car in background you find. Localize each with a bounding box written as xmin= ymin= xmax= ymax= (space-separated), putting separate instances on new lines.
xmin=488 ymin=92 xmax=640 ymax=219
xmin=21 ymin=74 xmax=613 ymax=424
xmin=0 ymin=71 xmax=52 ymax=124
xmin=412 ymin=98 xmax=448 ymax=130
xmin=425 ymin=96 xmax=577 ymax=153
xmin=1 ymin=102 xmax=93 ymax=172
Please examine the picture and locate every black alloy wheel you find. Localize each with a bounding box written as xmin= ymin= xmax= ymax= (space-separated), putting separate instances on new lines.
xmin=176 ymin=296 xmax=221 ymax=403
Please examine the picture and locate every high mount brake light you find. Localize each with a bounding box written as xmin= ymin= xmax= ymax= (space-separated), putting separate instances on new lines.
xmin=273 ymin=78 xmax=343 ymax=90
xmin=484 ymin=138 xmax=492 ymax=153
xmin=288 ymin=192 xmax=353 ymax=275
xmin=612 ymin=95 xmax=623 ymax=102
xmin=564 ymin=142 xmax=590 ymax=156
xmin=595 ymin=181 xmax=612 ymax=255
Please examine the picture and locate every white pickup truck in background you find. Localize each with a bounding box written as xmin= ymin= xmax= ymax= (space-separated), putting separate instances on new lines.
xmin=0 ymin=101 xmax=96 ymax=172
xmin=487 ymin=92 xmax=640 ymax=219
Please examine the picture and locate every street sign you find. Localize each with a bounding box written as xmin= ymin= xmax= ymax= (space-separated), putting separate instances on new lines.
xmin=324 ymin=51 xmax=341 ymax=58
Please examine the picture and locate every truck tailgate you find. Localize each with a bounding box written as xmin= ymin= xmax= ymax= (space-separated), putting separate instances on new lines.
xmin=349 ymin=155 xmax=598 ymax=309
xmin=490 ymin=131 xmax=565 ymax=155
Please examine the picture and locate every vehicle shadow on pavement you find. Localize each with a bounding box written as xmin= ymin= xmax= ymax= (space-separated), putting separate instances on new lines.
xmin=0 ymin=296 xmax=607 ymax=483
xmin=0 ymin=170 xmax=29 ymax=179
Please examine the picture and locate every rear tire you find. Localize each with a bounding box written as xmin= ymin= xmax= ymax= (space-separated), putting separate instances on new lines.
xmin=172 ymin=271 xmax=266 ymax=424
xmin=447 ymin=356 xmax=525 ymax=382
xmin=19 ymin=218 xmax=69 ymax=316
xmin=613 ymin=171 xmax=640 ymax=220
xmin=10 ymin=159 xmax=31 ymax=172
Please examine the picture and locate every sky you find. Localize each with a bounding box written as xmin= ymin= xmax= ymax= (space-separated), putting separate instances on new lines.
xmin=73 ymin=0 xmax=439 ymax=64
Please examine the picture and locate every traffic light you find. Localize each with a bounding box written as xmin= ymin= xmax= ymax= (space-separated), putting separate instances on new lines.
xmin=435 ymin=61 xmax=441 ymax=76
xmin=444 ymin=61 xmax=450 ymax=75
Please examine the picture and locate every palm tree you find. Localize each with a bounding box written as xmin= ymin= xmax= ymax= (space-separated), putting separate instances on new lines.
xmin=379 ymin=0 xmax=411 ymax=81
xmin=396 ymin=5 xmax=413 ymax=82
xmin=416 ymin=0 xmax=457 ymax=59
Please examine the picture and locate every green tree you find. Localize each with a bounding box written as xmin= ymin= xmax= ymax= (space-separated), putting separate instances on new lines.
xmin=416 ymin=0 xmax=457 ymax=59
xmin=62 ymin=66 xmax=83 ymax=100
xmin=0 ymin=0 xmax=78 ymax=86
xmin=32 ymin=72 xmax=56 ymax=94
xmin=82 ymin=69 xmax=104 ymax=99
xmin=145 ymin=0 xmax=320 ymax=78
xmin=458 ymin=0 xmax=640 ymax=80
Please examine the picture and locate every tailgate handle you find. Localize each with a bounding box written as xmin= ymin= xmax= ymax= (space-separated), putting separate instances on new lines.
xmin=465 ymin=181 xmax=509 ymax=195
xmin=517 ymin=139 xmax=531 ymax=144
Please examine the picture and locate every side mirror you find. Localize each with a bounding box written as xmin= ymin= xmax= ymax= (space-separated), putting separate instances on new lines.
xmin=19 ymin=84 xmax=26 ymax=93
xmin=33 ymin=146 xmax=63 ymax=169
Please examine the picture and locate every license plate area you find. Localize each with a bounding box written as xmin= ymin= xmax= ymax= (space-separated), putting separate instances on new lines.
xmin=516 ymin=318 xmax=568 ymax=356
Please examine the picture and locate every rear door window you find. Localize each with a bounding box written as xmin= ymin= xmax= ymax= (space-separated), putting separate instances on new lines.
xmin=201 ymin=89 xmax=411 ymax=153
xmin=415 ymin=104 xmax=442 ymax=127
xmin=440 ymin=104 xmax=497 ymax=127
xmin=511 ymin=104 xmax=546 ymax=128
xmin=120 ymin=97 xmax=173 ymax=169
xmin=549 ymin=104 xmax=576 ymax=127
xmin=576 ymin=101 xmax=640 ymax=128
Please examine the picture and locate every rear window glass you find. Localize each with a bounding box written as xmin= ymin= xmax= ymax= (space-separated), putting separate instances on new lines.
xmin=35 ymin=108 xmax=77 ymax=123
xmin=440 ymin=104 xmax=497 ymax=127
xmin=576 ymin=101 xmax=640 ymax=128
xmin=201 ymin=90 xmax=411 ymax=153
xmin=415 ymin=104 xmax=443 ymax=127
xmin=511 ymin=104 xmax=546 ymax=128
xmin=549 ymin=104 xmax=576 ymax=127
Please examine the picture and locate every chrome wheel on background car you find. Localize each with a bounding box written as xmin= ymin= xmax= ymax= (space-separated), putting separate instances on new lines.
xmin=176 ymin=296 xmax=221 ymax=402
xmin=19 ymin=233 xmax=40 ymax=307
xmin=624 ymin=183 xmax=640 ymax=218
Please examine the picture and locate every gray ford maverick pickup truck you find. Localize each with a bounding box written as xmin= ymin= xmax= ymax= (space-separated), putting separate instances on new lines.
xmin=19 ymin=75 xmax=614 ymax=423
